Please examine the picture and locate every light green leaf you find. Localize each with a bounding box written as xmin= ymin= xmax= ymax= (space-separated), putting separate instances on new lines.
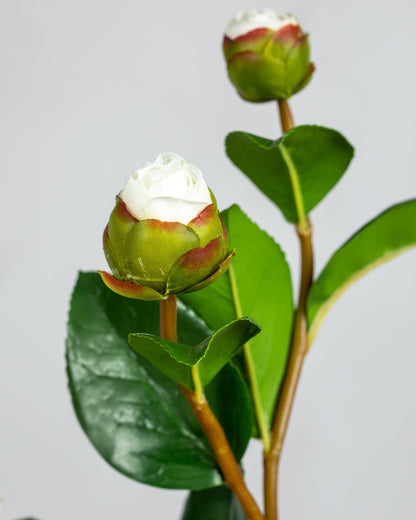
xmin=226 ymin=126 xmax=354 ymax=223
xmin=66 ymin=272 xmax=253 ymax=489
xmin=128 ymin=317 xmax=261 ymax=390
xmin=308 ymin=199 xmax=416 ymax=341
xmin=181 ymin=486 xmax=246 ymax=520
xmin=181 ymin=205 xmax=293 ymax=431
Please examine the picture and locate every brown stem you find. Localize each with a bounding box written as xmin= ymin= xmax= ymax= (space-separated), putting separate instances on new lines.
xmin=277 ymin=99 xmax=295 ymax=134
xmin=264 ymin=100 xmax=314 ymax=520
xmin=181 ymin=386 xmax=265 ymax=520
xmin=264 ymin=223 xmax=314 ymax=520
xmin=160 ymin=294 xmax=178 ymax=342
xmin=159 ymin=295 xmax=265 ymax=520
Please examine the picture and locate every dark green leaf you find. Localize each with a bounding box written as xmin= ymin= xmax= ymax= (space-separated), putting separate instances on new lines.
xmin=66 ymin=272 xmax=253 ymax=489
xmin=181 ymin=205 xmax=293 ymax=430
xmin=226 ymin=126 xmax=354 ymax=223
xmin=205 ymin=364 xmax=254 ymax=461
xmin=181 ymin=486 xmax=246 ymax=520
xmin=128 ymin=318 xmax=261 ymax=389
xmin=307 ymin=199 xmax=416 ymax=341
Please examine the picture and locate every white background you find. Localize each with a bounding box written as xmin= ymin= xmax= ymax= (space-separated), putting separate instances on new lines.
xmin=1 ymin=0 xmax=416 ymax=518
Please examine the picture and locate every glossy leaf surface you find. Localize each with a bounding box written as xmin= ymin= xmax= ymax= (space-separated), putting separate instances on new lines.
xmin=129 ymin=318 xmax=261 ymax=389
xmin=226 ymin=126 xmax=354 ymax=223
xmin=66 ymin=272 xmax=253 ymax=489
xmin=181 ymin=205 xmax=293 ymax=429
xmin=308 ymin=199 xmax=416 ymax=341
xmin=182 ymin=486 xmax=246 ymax=520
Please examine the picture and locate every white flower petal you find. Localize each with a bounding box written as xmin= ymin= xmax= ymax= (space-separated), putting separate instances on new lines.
xmin=142 ymin=197 xmax=209 ymax=224
xmin=147 ymin=170 xmax=193 ymax=198
xmin=120 ymin=174 xmax=150 ymax=220
xmin=120 ymin=152 xmax=211 ymax=223
xmin=225 ymin=10 xmax=299 ymax=40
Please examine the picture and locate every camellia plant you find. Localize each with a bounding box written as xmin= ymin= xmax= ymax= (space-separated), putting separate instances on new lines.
xmin=65 ymin=8 xmax=416 ymax=520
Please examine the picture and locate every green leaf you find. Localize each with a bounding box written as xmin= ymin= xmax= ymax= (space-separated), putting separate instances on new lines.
xmin=205 ymin=364 xmax=254 ymax=461
xmin=307 ymin=199 xmax=416 ymax=341
xmin=181 ymin=205 xmax=293 ymax=430
xmin=226 ymin=126 xmax=354 ymax=223
xmin=66 ymin=272 xmax=253 ymax=489
xmin=181 ymin=486 xmax=246 ymax=520
xmin=128 ymin=318 xmax=261 ymax=390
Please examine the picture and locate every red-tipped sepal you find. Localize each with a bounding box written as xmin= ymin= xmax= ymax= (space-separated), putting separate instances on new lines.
xmin=104 ymin=196 xmax=138 ymax=279
xmin=292 ymin=61 xmax=315 ymax=94
xmin=223 ymin=28 xmax=273 ymax=60
xmin=98 ymin=270 xmax=165 ymax=301
xmin=167 ymin=234 xmax=228 ymax=294
xmin=180 ymin=249 xmax=236 ymax=294
xmin=187 ymin=192 xmax=224 ymax=247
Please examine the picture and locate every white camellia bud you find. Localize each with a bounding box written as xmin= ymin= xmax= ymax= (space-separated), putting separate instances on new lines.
xmin=101 ymin=152 xmax=235 ymax=301
xmin=223 ymin=9 xmax=313 ymax=101
xmin=225 ymin=9 xmax=299 ymax=40
xmin=120 ymin=152 xmax=212 ymax=225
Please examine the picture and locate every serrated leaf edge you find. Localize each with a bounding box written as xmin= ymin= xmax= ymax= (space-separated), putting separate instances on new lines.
xmin=129 ymin=317 xmax=260 ymax=369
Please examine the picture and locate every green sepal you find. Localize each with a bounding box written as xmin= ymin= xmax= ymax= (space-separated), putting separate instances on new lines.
xmin=179 ymin=249 xmax=235 ymax=294
xmin=265 ymin=25 xmax=308 ymax=61
xmin=292 ymin=62 xmax=315 ymax=94
xmin=167 ymin=236 xmax=228 ymax=294
xmin=285 ymin=34 xmax=312 ymax=92
xmin=263 ymin=34 xmax=291 ymax=61
xmin=128 ymin=317 xmax=261 ymax=390
xmin=187 ymin=194 xmax=224 ymax=248
xmin=102 ymin=226 xmax=119 ymax=277
xmin=105 ymin=196 xmax=138 ymax=278
xmin=227 ymin=51 xmax=288 ymax=102
xmin=125 ymin=219 xmax=199 ymax=292
xmin=226 ymin=126 xmax=354 ymax=223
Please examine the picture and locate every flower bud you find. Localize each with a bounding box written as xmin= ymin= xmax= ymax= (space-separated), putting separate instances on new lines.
xmin=223 ymin=9 xmax=314 ymax=102
xmin=99 ymin=153 xmax=234 ymax=300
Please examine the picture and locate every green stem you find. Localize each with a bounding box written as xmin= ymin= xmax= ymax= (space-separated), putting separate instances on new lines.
xmin=229 ymin=265 xmax=271 ymax=452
